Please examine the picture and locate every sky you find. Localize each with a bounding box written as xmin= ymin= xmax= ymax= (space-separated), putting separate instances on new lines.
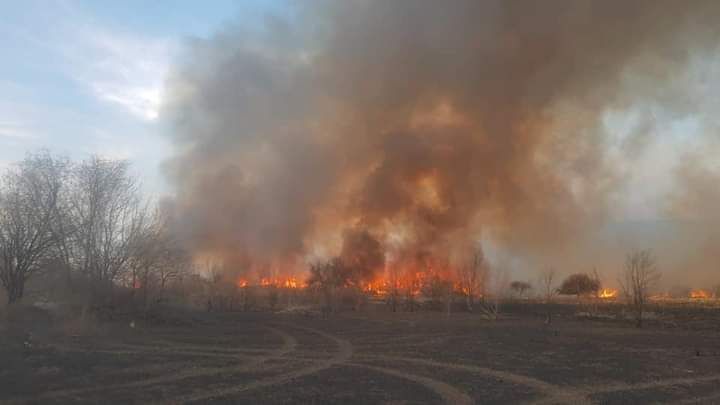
xmin=0 ymin=0 xmax=282 ymax=195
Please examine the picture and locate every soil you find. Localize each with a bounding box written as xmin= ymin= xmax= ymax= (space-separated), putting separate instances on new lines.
xmin=2 ymin=308 xmax=720 ymax=404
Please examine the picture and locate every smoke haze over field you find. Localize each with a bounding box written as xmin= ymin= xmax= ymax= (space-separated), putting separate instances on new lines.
xmin=162 ymin=1 xmax=720 ymax=286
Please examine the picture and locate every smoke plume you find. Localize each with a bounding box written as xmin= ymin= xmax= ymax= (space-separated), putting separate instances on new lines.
xmin=162 ymin=1 xmax=720 ymax=283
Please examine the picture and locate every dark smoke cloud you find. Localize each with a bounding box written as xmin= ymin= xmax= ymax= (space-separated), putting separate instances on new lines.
xmin=162 ymin=1 xmax=720 ymax=280
xmin=340 ymin=228 xmax=385 ymax=282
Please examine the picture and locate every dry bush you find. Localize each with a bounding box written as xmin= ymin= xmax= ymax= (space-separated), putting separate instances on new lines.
xmin=558 ymin=273 xmax=600 ymax=297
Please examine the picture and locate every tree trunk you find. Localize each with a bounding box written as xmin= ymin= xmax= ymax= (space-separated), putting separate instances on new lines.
xmin=7 ymin=289 xmax=19 ymax=305
xmin=446 ymin=293 xmax=452 ymax=318
xmin=545 ymin=300 xmax=553 ymax=324
xmin=64 ymin=263 xmax=73 ymax=291
xmin=7 ymin=278 xmax=25 ymax=305
xmin=142 ymin=270 xmax=150 ymax=309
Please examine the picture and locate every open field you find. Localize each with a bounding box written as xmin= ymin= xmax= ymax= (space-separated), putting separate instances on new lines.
xmin=3 ymin=307 xmax=720 ymax=404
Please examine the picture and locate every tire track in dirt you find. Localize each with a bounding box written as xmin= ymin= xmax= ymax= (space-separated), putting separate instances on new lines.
xmin=374 ymin=362 xmax=720 ymax=405
xmin=585 ymin=373 xmax=720 ymax=397
xmin=357 ymin=354 xmax=588 ymax=405
xmin=668 ymin=390 xmax=720 ymax=405
xmin=6 ymin=326 xmax=297 ymax=404
xmin=130 ymin=335 xmax=277 ymax=355
xmin=51 ymin=344 xmax=260 ymax=360
xmin=348 ymin=363 xmax=473 ymax=405
xmin=179 ymin=324 xmax=354 ymax=403
xmin=23 ymin=361 xmax=190 ymax=395
xmin=115 ymin=339 xmax=276 ymax=355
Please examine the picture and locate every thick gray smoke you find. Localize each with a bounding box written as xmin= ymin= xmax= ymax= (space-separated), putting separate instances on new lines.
xmin=162 ymin=1 xmax=720 ymax=284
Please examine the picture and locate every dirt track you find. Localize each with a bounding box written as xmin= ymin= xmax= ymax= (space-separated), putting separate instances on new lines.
xmin=3 ymin=311 xmax=720 ymax=404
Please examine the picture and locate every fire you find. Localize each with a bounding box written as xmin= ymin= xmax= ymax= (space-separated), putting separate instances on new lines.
xmin=224 ymin=260 xmax=478 ymax=299
xmin=359 ymin=267 xmax=463 ymax=298
xmin=690 ymin=289 xmax=712 ymax=299
xmin=283 ymin=277 xmax=301 ymax=289
xmin=253 ymin=276 xmax=305 ymax=289
xmin=598 ymin=288 xmax=618 ymax=299
xmin=454 ymin=282 xmax=470 ymax=296
xmin=362 ymin=281 xmax=387 ymax=296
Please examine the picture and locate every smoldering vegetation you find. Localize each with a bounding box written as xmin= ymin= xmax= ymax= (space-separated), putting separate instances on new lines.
xmin=162 ymin=0 xmax=720 ymax=290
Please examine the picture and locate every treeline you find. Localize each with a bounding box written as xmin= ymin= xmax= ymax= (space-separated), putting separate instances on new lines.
xmin=0 ymin=151 xmax=667 ymax=329
xmin=0 ymin=152 xmax=192 ymax=311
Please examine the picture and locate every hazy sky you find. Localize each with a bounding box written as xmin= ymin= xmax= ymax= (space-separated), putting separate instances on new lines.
xmin=0 ymin=0 xmax=282 ymax=195
xmin=1 ymin=1 xmax=718 ymax=220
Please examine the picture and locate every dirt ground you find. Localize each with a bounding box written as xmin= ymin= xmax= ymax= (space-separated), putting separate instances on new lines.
xmin=2 ymin=308 xmax=720 ymax=404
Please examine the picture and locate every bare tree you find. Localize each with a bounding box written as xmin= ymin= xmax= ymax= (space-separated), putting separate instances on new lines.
xmin=539 ymin=267 xmax=557 ymax=323
xmin=125 ymin=208 xmax=170 ymax=307
xmin=385 ymin=263 xmax=401 ymax=312
xmin=307 ymin=258 xmax=345 ymax=317
xmin=404 ymin=267 xmax=422 ymax=312
xmin=510 ymin=281 xmax=532 ymax=298
xmin=422 ymin=273 xmax=454 ymax=316
xmin=156 ymin=243 xmax=191 ymax=298
xmin=0 ymin=152 xmax=66 ymax=304
xmin=477 ymin=265 xmax=508 ymax=320
xmin=0 ymin=152 xmax=194 ymax=312
xmin=201 ymin=259 xmax=225 ymax=311
xmin=619 ymin=249 xmax=660 ymax=328
xmin=456 ymin=246 xmax=487 ymax=312
xmin=67 ymin=157 xmax=147 ymax=303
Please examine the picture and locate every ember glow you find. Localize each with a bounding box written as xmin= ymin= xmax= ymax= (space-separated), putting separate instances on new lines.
xmin=235 ymin=275 xmax=303 ymax=290
xmin=258 ymin=277 xmax=305 ymax=289
xmin=361 ymin=269 xmax=430 ymax=298
xmin=649 ymin=292 xmax=672 ymax=301
xmin=689 ymin=289 xmax=713 ymax=300
xmin=598 ymin=289 xmax=618 ymax=299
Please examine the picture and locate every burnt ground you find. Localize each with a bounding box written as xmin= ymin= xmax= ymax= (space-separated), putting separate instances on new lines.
xmin=2 ymin=309 xmax=720 ymax=404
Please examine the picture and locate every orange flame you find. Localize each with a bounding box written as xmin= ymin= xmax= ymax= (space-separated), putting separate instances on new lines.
xmin=358 ymin=267 xmax=463 ymax=298
xmin=232 ymin=261 xmax=480 ymax=297
xmin=690 ymin=289 xmax=712 ymax=299
xmin=598 ymin=288 xmax=617 ymax=299
xmin=251 ymin=276 xmax=305 ymax=289
xmin=283 ymin=277 xmax=301 ymax=289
